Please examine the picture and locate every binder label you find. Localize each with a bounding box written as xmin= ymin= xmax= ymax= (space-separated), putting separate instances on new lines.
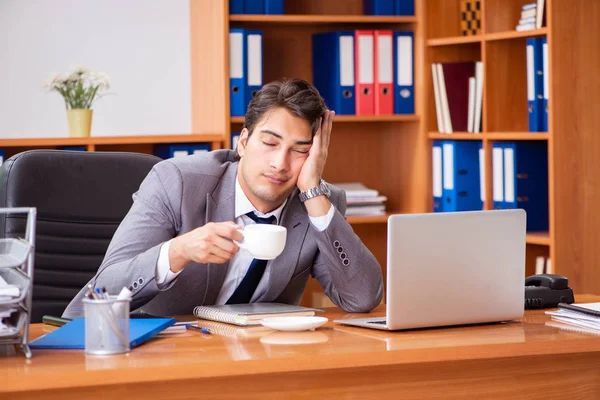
xmin=492 ymin=147 xmax=504 ymax=202
xmin=358 ymin=35 xmax=374 ymax=84
xmin=247 ymin=33 xmax=262 ymax=86
xmin=396 ymin=36 xmax=413 ymax=86
xmin=526 ymin=44 xmax=535 ymax=101
xmin=543 ymin=42 xmax=549 ymax=100
xmin=442 ymin=143 xmax=454 ymax=190
xmin=479 ymin=148 xmax=485 ymax=202
xmin=339 ymin=36 xmax=355 ymax=87
xmin=229 ymin=32 xmax=243 ymax=79
xmin=432 ymin=146 xmax=442 ymax=197
xmin=377 ymin=35 xmax=393 ymax=84
xmin=504 ymin=148 xmax=515 ymax=203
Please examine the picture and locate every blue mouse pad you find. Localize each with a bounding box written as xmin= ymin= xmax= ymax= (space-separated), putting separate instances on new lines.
xmin=30 ymin=318 xmax=175 ymax=349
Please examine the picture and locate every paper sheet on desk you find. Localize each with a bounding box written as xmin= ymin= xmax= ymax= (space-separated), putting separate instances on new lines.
xmin=546 ymin=309 xmax=600 ymax=332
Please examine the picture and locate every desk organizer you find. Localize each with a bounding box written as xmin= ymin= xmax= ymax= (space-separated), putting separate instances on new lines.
xmin=0 ymin=208 xmax=36 ymax=358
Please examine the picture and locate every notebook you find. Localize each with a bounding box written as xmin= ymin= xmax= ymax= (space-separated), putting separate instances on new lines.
xmin=196 ymin=320 xmax=273 ymax=339
xmin=29 ymin=318 xmax=175 ymax=349
xmin=334 ymin=210 xmax=526 ymax=330
xmin=545 ymin=302 xmax=600 ymax=333
xmin=193 ymin=302 xmax=322 ymax=326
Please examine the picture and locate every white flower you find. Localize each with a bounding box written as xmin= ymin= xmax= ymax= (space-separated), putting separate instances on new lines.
xmin=43 ymin=73 xmax=67 ymax=90
xmin=90 ymin=71 xmax=110 ymax=90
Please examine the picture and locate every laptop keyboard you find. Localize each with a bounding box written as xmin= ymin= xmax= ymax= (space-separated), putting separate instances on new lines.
xmin=367 ymin=319 xmax=387 ymax=324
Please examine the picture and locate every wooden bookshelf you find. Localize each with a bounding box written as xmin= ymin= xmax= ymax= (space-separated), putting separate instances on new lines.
xmin=229 ymin=14 xmax=418 ymax=24
xmin=0 ymin=134 xmax=224 ymax=158
xmin=232 ymin=115 xmax=420 ymax=124
xmin=195 ymin=0 xmax=427 ymax=306
xmin=526 ymin=232 xmax=551 ymax=246
xmin=425 ymin=0 xmax=600 ymax=293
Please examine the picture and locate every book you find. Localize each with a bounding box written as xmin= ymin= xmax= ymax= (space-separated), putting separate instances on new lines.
xmin=29 ymin=318 xmax=175 ymax=349
xmin=544 ymin=302 xmax=600 ymax=333
xmin=196 ymin=320 xmax=274 ymax=339
xmin=193 ymin=302 xmax=323 ymax=326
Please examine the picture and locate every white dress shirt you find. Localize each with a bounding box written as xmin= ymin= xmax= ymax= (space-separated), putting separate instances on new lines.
xmin=155 ymin=177 xmax=335 ymax=304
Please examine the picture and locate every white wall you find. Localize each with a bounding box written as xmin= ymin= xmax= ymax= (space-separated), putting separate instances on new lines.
xmin=0 ymin=0 xmax=191 ymax=138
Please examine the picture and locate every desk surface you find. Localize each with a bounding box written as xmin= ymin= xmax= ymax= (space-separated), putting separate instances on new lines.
xmin=4 ymin=295 xmax=600 ymax=399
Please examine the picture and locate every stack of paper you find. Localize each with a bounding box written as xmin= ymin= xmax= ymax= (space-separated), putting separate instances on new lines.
xmin=545 ymin=302 xmax=600 ymax=332
xmin=333 ymin=182 xmax=387 ymax=216
xmin=0 ymin=274 xmax=20 ymax=302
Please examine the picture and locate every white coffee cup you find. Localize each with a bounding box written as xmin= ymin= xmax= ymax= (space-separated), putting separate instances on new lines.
xmin=235 ymin=224 xmax=287 ymax=260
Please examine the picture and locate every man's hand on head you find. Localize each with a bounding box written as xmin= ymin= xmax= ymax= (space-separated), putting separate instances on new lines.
xmin=296 ymin=109 xmax=335 ymax=193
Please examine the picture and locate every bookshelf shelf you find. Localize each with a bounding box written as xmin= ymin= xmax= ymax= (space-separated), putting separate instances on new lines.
xmin=346 ymin=214 xmax=390 ymax=224
xmin=526 ymin=232 xmax=551 ymax=246
xmin=232 ymin=115 xmax=420 ymax=124
xmin=427 ymin=35 xmax=483 ymax=47
xmin=427 ymin=29 xmax=549 ymax=48
xmin=0 ymin=134 xmax=224 ymax=148
xmin=428 ymin=132 xmax=482 ymax=140
xmin=485 ymin=28 xmax=548 ymax=42
xmin=486 ymin=132 xmax=549 ymax=140
xmin=229 ymin=14 xmax=418 ymax=24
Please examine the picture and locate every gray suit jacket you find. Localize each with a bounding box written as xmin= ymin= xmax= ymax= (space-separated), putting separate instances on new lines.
xmin=63 ymin=150 xmax=383 ymax=317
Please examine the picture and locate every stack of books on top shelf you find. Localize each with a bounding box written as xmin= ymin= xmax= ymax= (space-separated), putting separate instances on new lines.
xmin=333 ymin=182 xmax=387 ymax=216
xmin=516 ymin=0 xmax=545 ymax=31
xmin=431 ymin=61 xmax=483 ymax=134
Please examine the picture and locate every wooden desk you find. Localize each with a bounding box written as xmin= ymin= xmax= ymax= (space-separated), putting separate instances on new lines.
xmin=4 ymin=296 xmax=600 ymax=399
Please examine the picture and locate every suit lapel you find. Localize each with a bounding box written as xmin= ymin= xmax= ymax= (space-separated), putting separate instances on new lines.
xmin=257 ymin=191 xmax=308 ymax=301
xmin=202 ymin=163 xmax=238 ymax=305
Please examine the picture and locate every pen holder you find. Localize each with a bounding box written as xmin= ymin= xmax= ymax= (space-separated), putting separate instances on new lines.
xmin=82 ymin=296 xmax=130 ymax=355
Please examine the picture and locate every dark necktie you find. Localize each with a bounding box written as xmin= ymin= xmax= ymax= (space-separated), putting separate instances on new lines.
xmin=226 ymin=212 xmax=277 ymax=304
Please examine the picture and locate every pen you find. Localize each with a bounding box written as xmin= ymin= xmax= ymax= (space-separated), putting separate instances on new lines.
xmin=186 ymin=324 xmax=211 ymax=335
xmin=42 ymin=315 xmax=72 ymax=327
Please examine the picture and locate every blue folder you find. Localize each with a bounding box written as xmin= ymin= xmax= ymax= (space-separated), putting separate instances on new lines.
xmin=154 ymin=144 xmax=191 ymax=159
xmin=230 ymin=28 xmax=247 ymax=117
xmin=526 ymin=38 xmax=544 ymax=132
xmin=500 ymin=141 xmax=549 ymax=231
xmin=395 ymin=0 xmax=415 ymax=15
xmin=312 ymin=31 xmax=356 ymax=115
xmin=440 ymin=141 xmax=483 ymax=212
xmin=30 ymin=318 xmax=175 ymax=349
xmin=542 ymin=37 xmax=549 ymax=132
xmin=393 ymin=31 xmax=414 ymax=114
xmin=265 ymin=0 xmax=284 ymax=14
xmin=432 ymin=141 xmax=444 ymax=212
xmin=244 ymin=0 xmax=264 ymax=14
xmin=364 ymin=0 xmax=395 ymax=15
xmin=229 ymin=0 xmax=244 ymax=14
xmin=245 ymin=30 xmax=263 ymax=110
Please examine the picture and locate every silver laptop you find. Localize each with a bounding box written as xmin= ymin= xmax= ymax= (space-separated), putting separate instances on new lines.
xmin=334 ymin=209 xmax=526 ymax=330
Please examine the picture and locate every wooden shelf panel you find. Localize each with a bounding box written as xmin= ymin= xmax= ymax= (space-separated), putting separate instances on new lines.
xmin=428 ymin=132 xmax=482 ymax=140
xmin=486 ymin=132 xmax=549 ymax=141
xmin=526 ymin=232 xmax=550 ymax=246
xmin=347 ymin=214 xmax=390 ymax=224
xmin=229 ymin=15 xmax=417 ymax=24
xmin=427 ymin=35 xmax=482 ymax=47
xmin=232 ymin=115 xmax=419 ymax=124
xmin=427 ymin=29 xmax=548 ymax=47
xmin=0 ymin=134 xmax=224 ymax=147
xmin=485 ymin=28 xmax=548 ymax=42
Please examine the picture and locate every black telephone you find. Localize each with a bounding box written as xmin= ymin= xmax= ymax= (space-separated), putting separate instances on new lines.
xmin=524 ymin=273 xmax=575 ymax=309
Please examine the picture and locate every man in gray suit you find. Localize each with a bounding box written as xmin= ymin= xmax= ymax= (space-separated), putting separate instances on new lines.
xmin=64 ymin=78 xmax=383 ymax=317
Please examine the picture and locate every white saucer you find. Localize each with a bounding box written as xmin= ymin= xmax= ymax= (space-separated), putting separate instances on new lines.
xmin=260 ymin=316 xmax=328 ymax=332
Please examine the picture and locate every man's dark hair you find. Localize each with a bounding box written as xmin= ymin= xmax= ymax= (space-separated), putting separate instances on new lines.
xmin=243 ymin=78 xmax=327 ymax=140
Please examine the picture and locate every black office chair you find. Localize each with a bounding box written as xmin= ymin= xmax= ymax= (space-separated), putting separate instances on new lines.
xmin=0 ymin=150 xmax=162 ymax=322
